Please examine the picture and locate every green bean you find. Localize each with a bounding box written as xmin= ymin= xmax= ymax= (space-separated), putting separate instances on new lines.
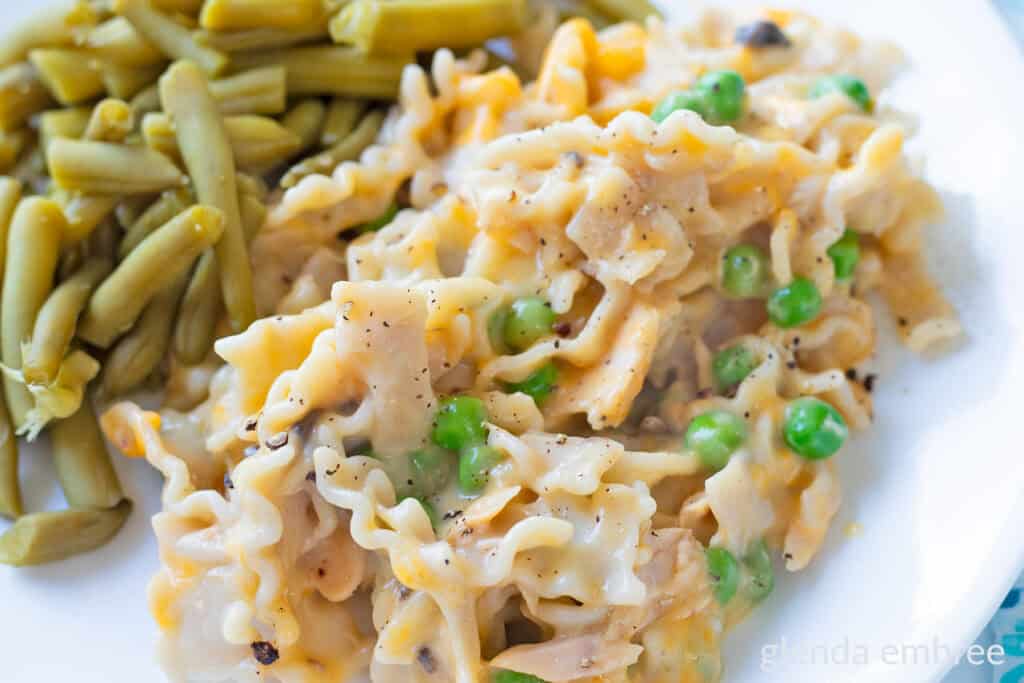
xmin=235 ymin=171 xmax=268 ymax=201
xmin=159 ymin=60 xmax=255 ymax=332
xmin=230 ymin=46 xmax=408 ymax=99
xmin=11 ymin=146 xmax=48 ymax=195
xmin=29 ymin=49 xmax=106 ymax=105
xmin=0 ymin=129 xmax=32 ymax=173
xmin=329 ymin=0 xmax=527 ymax=56
xmin=0 ymin=1 xmax=100 ymax=69
xmin=282 ymin=109 xmax=383 ymax=188
xmin=55 ymin=191 xmax=120 ymax=244
xmin=114 ymin=0 xmax=229 ymax=76
xmin=1 ymin=198 xmax=66 ymax=429
xmin=47 ymin=138 xmax=187 ymax=194
xmin=195 ymin=25 xmax=328 ymax=53
xmin=209 ymin=65 xmax=287 ymax=115
xmin=548 ymin=0 xmax=613 ymax=29
xmin=0 ymin=63 xmax=56 ymax=133
xmin=51 ymin=400 xmax=124 ymax=509
xmin=280 ymin=98 xmax=327 ymax=154
xmin=102 ymin=272 xmax=188 ymax=396
xmin=129 ymin=82 xmax=161 ymax=116
xmin=321 ymin=98 xmax=366 ymax=147
xmin=152 ymin=0 xmax=204 ymax=11
xmin=142 ymin=112 xmax=301 ymax=172
xmin=83 ymin=16 xmax=165 ymax=66
xmin=114 ymin=193 xmax=157 ymax=230
xmin=0 ymin=499 xmax=132 ymax=567
xmin=22 ymin=259 xmax=112 ymax=386
xmin=0 ymin=178 xmax=23 ymax=520
xmin=77 ymin=204 xmax=225 ymax=347
xmin=200 ymin=0 xmax=325 ymax=31
xmin=582 ymin=0 xmax=661 ymax=23
xmin=172 ymin=189 xmax=264 ymax=365
xmin=39 ymin=107 xmax=92 ymax=154
xmin=119 ymin=187 xmax=192 ymax=258
xmin=84 ymin=98 xmax=135 ymax=142
xmin=100 ymin=60 xmax=167 ymax=99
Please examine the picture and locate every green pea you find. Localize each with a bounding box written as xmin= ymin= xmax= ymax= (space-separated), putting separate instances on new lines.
xmin=651 ymin=90 xmax=707 ymax=123
xmin=487 ymin=306 xmax=510 ymax=354
xmin=504 ymin=362 xmax=558 ymax=406
xmin=432 ymin=395 xmax=488 ymax=451
xmin=685 ymin=410 xmax=747 ymax=470
xmin=503 ymin=296 xmax=556 ymax=351
xmin=743 ymin=539 xmax=775 ymax=603
xmin=458 ymin=443 xmax=504 ymax=495
xmin=407 ymin=445 xmax=454 ymax=497
xmin=494 ymin=671 xmax=547 ymax=683
xmin=827 ymin=229 xmax=860 ymax=280
xmin=694 ymin=70 xmax=746 ymax=125
xmin=706 ymin=546 xmax=740 ymax=605
xmin=712 ymin=345 xmax=757 ymax=392
xmin=357 ymin=202 xmax=399 ymax=233
xmin=809 ymin=74 xmax=872 ymax=112
xmin=783 ymin=397 xmax=847 ymax=460
xmin=766 ymin=277 xmax=822 ymax=328
xmin=721 ymin=244 xmax=770 ymax=298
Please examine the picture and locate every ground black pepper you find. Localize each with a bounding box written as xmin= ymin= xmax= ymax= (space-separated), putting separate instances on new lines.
xmin=251 ymin=642 xmax=279 ymax=666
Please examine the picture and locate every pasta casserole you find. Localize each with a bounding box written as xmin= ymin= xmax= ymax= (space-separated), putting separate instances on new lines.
xmin=101 ymin=8 xmax=960 ymax=683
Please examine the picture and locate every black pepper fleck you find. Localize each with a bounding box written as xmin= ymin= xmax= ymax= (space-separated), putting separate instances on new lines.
xmin=252 ymin=642 xmax=279 ymax=666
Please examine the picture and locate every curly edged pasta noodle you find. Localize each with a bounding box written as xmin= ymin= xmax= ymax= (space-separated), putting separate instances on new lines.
xmin=103 ymin=8 xmax=960 ymax=683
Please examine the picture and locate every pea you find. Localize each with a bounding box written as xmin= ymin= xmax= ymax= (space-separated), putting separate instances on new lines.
xmin=487 ymin=306 xmax=510 ymax=354
xmin=357 ymin=202 xmax=399 ymax=233
xmin=432 ymin=396 xmax=488 ymax=451
xmin=407 ymin=445 xmax=454 ymax=497
xmin=504 ymin=362 xmax=558 ymax=406
xmin=503 ymin=296 xmax=556 ymax=351
xmin=706 ymin=546 xmax=740 ymax=605
xmin=743 ymin=539 xmax=775 ymax=602
xmin=458 ymin=443 xmax=504 ymax=495
xmin=694 ymin=70 xmax=746 ymax=125
xmin=827 ymin=229 xmax=860 ymax=280
xmin=494 ymin=671 xmax=547 ymax=683
xmin=712 ymin=345 xmax=757 ymax=393
xmin=783 ymin=397 xmax=848 ymax=460
xmin=651 ymin=90 xmax=707 ymax=123
xmin=766 ymin=277 xmax=822 ymax=328
xmin=809 ymin=74 xmax=872 ymax=112
xmin=685 ymin=410 xmax=747 ymax=471
xmin=722 ymin=244 xmax=770 ymax=298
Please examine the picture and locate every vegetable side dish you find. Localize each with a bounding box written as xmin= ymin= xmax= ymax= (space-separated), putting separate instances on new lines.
xmin=1 ymin=2 xmax=961 ymax=683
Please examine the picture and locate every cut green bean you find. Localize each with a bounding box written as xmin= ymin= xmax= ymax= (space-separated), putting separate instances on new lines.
xmin=83 ymin=16 xmax=165 ymax=66
xmin=78 ymin=204 xmax=225 ymax=347
xmin=1 ymin=198 xmax=66 ymax=429
xmin=330 ymin=0 xmax=527 ymax=55
xmin=230 ymin=46 xmax=409 ymax=98
xmin=51 ymin=400 xmax=124 ymax=509
xmin=321 ymin=98 xmax=366 ymax=147
xmin=100 ymin=60 xmax=167 ymax=99
xmin=47 ymin=138 xmax=186 ymax=194
xmin=11 ymin=146 xmax=48 ymax=195
xmin=114 ymin=0 xmax=229 ymax=76
xmin=129 ymin=82 xmax=161 ymax=116
xmin=102 ymin=273 xmax=188 ymax=396
xmin=0 ymin=499 xmax=132 ymax=567
xmin=84 ymin=98 xmax=136 ymax=142
xmin=22 ymin=258 xmax=112 ymax=386
xmin=583 ymin=0 xmax=661 ymax=23
xmin=0 ymin=129 xmax=32 ymax=172
xmin=58 ymin=191 xmax=121 ymax=246
xmin=29 ymin=49 xmax=106 ymax=105
xmin=160 ymin=60 xmax=255 ymax=332
xmin=172 ymin=188 xmax=264 ymax=366
xmin=209 ymin=65 xmax=287 ymax=115
xmin=119 ymin=186 xmax=192 ymax=258
xmin=0 ymin=1 xmax=100 ymax=69
xmin=200 ymin=0 xmax=324 ymax=31
xmin=280 ymin=98 xmax=327 ymax=153
xmin=39 ymin=107 xmax=91 ymax=153
xmin=282 ymin=109 xmax=384 ymax=188
xmin=0 ymin=177 xmax=23 ymax=520
xmin=152 ymin=0 xmax=204 ymax=11
xmin=195 ymin=25 xmax=328 ymax=52
xmin=0 ymin=63 xmax=56 ymax=133
xmin=235 ymin=172 xmax=268 ymax=201
xmin=142 ymin=112 xmax=301 ymax=172
xmin=114 ymin=193 xmax=158 ymax=230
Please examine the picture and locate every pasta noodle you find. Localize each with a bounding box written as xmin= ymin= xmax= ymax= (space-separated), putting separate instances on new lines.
xmin=102 ymin=9 xmax=960 ymax=683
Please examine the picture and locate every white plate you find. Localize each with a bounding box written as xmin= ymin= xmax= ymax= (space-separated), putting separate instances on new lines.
xmin=2 ymin=1 xmax=1023 ymax=682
